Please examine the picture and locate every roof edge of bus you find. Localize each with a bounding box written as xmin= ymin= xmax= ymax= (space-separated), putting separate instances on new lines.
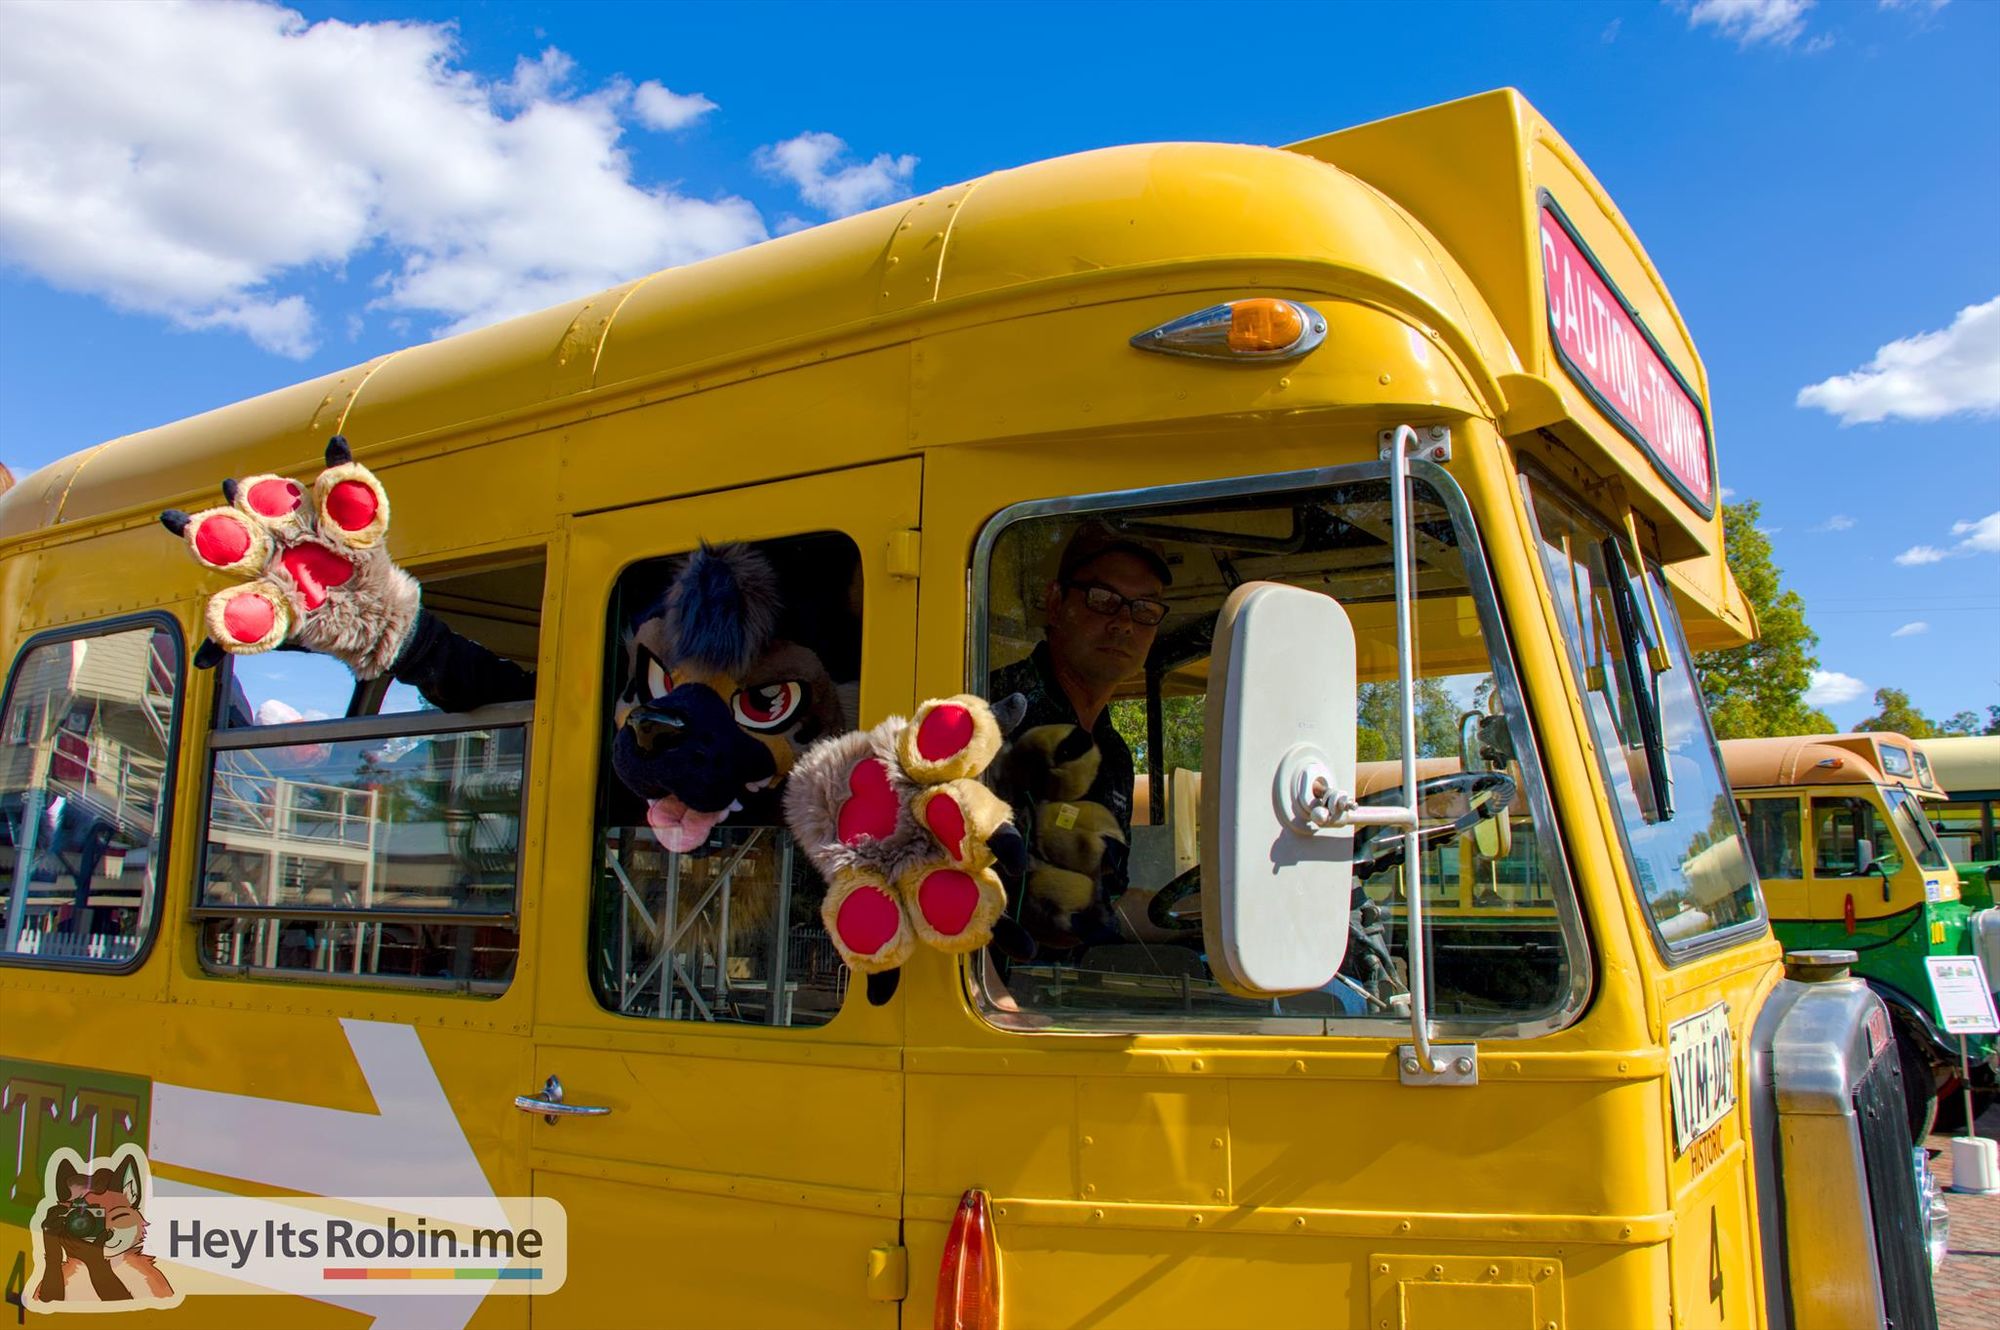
xmin=1721 ymin=732 xmax=1929 ymax=792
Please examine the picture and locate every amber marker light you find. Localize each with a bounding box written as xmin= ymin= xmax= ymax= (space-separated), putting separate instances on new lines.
xmin=1130 ymin=298 xmax=1327 ymax=361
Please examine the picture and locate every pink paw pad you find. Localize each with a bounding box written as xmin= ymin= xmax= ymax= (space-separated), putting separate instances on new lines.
xmin=923 ymin=792 xmax=967 ymax=860
xmin=915 ymin=869 xmax=981 ymax=937
xmin=836 ymin=758 xmax=901 ymax=845
xmin=834 ymin=883 xmax=902 ymax=956
xmin=278 ymin=544 xmax=355 ymax=610
xmin=245 ymin=478 xmax=303 ymax=519
xmin=916 ymin=704 xmax=975 ymax=763
xmin=324 ymin=479 xmax=379 ymax=532
xmin=193 ymin=512 xmax=254 ymax=568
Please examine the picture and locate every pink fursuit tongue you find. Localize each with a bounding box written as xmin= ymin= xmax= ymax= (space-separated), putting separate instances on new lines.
xmin=647 ymin=796 xmax=728 ymax=853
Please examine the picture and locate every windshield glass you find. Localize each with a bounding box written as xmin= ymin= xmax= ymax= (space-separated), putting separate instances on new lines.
xmin=1885 ymin=787 xmax=1951 ymax=871
xmin=972 ymin=465 xmax=1586 ymax=1036
xmin=1524 ymin=476 xmax=1762 ymax=955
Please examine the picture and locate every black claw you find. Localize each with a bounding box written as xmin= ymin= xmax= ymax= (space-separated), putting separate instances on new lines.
xmin=193 ymin=639 xmax=227 ymax=670
xmin=991 ymin=916 xmax=1038 ymax=962
xmin=991 ymin=691 xmax=1030 ymax=736
xmin=990 ymin=823 xmax=1028 ymax=878
xmin=160 ymin=509 xmax=190 ymax=536
xmin=221 ymin=478 xmax=239 ymax=505
xmin=865 ymin=969 xmax=901 ymax=1006
xmin=325 ymin=435 xmax=352 ymax=466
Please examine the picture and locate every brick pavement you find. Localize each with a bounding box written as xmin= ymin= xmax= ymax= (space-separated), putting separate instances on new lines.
xmin=1931 ymin=1099 xmax=2000 ymax=1330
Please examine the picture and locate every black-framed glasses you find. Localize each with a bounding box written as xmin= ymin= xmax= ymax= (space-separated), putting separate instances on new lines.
xmin=1064 ymin=580 xmax=1168 ymax=626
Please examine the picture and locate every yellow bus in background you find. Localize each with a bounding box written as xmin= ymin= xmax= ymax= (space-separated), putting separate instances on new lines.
xmin=0 ymin=90 xmax=1942 ymax=1328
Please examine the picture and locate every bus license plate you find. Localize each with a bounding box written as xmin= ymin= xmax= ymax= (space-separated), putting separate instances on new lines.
xmin=1669 ymin=1003 xmax=1735 ymax=1154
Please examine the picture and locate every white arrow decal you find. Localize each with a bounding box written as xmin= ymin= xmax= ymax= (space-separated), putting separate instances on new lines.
xmin=149 ymin=1019 xmax=502 ymax=1330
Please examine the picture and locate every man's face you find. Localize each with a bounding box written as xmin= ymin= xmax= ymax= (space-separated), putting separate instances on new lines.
xmin=1044 ymin=550 xmax=1164 ymax=692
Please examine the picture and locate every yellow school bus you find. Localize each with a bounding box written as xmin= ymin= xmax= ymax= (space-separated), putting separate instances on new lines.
xmin=0 ymin=90 xmax=1940 ymax=1328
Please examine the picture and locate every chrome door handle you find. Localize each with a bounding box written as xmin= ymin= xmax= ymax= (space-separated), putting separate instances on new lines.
xmin=514 ymin=1074 xmax=611 ymax=1124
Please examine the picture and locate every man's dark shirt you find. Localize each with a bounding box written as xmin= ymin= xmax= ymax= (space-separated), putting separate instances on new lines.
xmin=989 ymin=641 xmax=1135 ymax=902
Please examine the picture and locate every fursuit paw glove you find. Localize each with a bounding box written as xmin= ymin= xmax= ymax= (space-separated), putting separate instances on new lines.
xmin=159 ymin=436 xmax=420 ymax=677
xmin=785 ymin=695 xmax=1025 ymax=978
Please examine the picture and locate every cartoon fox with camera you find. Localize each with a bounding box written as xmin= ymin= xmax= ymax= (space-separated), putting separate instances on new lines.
xmin=26 ymin=1143 xmax=177 ymax=1310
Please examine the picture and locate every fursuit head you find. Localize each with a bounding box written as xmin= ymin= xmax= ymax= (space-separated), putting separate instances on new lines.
xmin=612 ymin=543 xmax=847 ymax=852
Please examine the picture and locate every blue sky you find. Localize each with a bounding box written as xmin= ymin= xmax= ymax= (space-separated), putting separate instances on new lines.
xmin=1 ymin=0 xmax=1995 ymax=725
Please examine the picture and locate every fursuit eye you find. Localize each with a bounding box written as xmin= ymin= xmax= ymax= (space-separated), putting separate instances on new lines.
xmin=732 ymin=681 xmax=804 ymax=731
xmin=644 ymin=653 xmax=673 ymax=702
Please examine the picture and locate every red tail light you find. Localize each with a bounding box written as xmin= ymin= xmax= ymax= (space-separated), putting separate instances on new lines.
xmin=935 ymin=1188 xmax=1001 ymax=1330
xmin=1844 ymin=893 xmax=1856 ymax=934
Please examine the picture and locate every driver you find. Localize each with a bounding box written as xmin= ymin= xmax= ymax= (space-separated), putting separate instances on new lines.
xmin=988 ymin=521 xmax=1171 ymax=949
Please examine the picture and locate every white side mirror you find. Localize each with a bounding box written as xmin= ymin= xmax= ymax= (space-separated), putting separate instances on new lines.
xmin=1199 ymin=582 xmax=1356 ymax=997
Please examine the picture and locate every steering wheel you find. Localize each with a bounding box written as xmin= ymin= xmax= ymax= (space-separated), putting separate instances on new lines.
xmin=1145 ymin=865 xmax=1204 ymax=933
xmin=1350 ymin=771 xmax=1517 ymax=880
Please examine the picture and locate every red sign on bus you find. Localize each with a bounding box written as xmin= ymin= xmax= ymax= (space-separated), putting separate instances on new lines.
xmin=1538 ymin=201 xmax=1714 ymax=512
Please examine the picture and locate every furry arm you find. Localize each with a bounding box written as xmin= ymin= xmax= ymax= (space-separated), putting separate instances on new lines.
xmin=785 ymin=694 xmax=1031 ymax=993
xmin=160 ymin=436 xmax=420 ymax=679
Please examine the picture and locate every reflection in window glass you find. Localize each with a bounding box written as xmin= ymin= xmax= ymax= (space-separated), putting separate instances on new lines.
xmin=1879 ymin=745 xmax=1914 ymax=778
xmin=977 ymin=470 xmax=1584 ymax=1035
xmin=1736 ymin=798 xmax=1804 ymax=880
xmin=1884 ymin=788 xmax=1949 ymax=872
xmin=0 ymin=626 xmax=181 ymax=964
xmin=198 ymin=720 xmax=524 ymax=991
xmin=1526 ymin=478 xmax=1761 ymax=954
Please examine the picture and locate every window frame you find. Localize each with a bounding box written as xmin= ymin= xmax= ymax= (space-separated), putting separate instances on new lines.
xmin=1520 ymin=466 xmax=1767 ymax=965
xmin=192 ymin=693 xmax=533 ymax=995
xmin=966 ymin=458 xmax=1593 ymax=1040
xmin=0 ymin=612 xmax=186 ymax=976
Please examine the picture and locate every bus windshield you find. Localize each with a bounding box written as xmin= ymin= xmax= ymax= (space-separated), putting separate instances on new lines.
xmin=1884 ymin=787 xmax=1951 ymax=871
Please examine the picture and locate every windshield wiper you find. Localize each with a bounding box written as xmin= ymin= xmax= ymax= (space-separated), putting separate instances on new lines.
xmin=1603 ymin=537 xmax=1675 ymax=821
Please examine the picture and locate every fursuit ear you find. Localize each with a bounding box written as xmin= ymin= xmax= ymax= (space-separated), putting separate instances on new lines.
xmin=662 ymin=542 xmax=782 ymax=676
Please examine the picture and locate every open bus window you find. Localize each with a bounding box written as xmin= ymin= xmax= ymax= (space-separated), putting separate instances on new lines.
xmin=0 ymin=622 xmax=182 ymax=967
xmin=195 ymin=560 xmax=543 ymax=993
xmin=588 ymin=532 xmax=863 ymax=1029
xmin=1525 ymin=476 xmax=1762 ymax=957
xmin=973 ymin=467 xmax=1587 ymax=1037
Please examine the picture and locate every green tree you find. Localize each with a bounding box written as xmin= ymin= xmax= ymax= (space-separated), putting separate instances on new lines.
xmin=1356 ymin=678 xmax=1463 ymax=761
xmin=1694 ymin=500 xmax=1834 ymax=738
xmin=1937 ymin=707 xmax=2000 ymax=737
xmin=1852 ymin=687 xmax=1936 ymax=739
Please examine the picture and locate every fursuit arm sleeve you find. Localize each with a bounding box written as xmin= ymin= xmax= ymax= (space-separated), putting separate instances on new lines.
xmin=390 ymin=609 xmax=537 ymax=713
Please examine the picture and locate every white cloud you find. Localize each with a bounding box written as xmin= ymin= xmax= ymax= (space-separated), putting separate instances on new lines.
xmin=1813 ymin=514 xmax=1856 ymax=532
xmin=632 ymin=81 xmax=715 ymax=132
xmin=1891 ymin=621 xmax=1929 ymax=638
xmin=1719 ymin=485 xmax=1738 ymax=501
xmin=756 ymin=132 xmax=917 ymax=218
xmin=1603 ymin=18 xmax=1623 ymax=42
xmin=1891 ymin=510 xmax=2000 ymax=567
xmin=1952 ymin=511 xmax=2000 ymax=553
xmin=1684 ymin=0 xmax=1816 ymax=47
xmin=1797 ymin=296 xmax=2000 ymax=424
xmin=0 ymin=1 xmax=765 ymax=356
xmin=1805 ymin=670 xmax=1868 ymax=706
xmin=1878 ymin=0 xmax=1949 ymax=11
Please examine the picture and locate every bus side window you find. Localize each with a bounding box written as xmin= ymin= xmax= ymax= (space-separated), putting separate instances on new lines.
xmin=195 ymin=559 xmax=542 ymax=994
xmin=589 ymin=531 xmax=863 ymax=1029
xmin=0 ymin=620 xmax=183 ymax=967
xmin=1737 ymin=797 xmax=1802 ymax=879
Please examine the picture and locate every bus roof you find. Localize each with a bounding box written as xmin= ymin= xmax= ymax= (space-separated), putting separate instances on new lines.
xmin=1721 ymin=733 xmax=1935 ymax=796
xmin=1917 ymin=735 xmax=2000 ymax=798
xmin=3 ymin=89 xmax=1741 ymax=636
